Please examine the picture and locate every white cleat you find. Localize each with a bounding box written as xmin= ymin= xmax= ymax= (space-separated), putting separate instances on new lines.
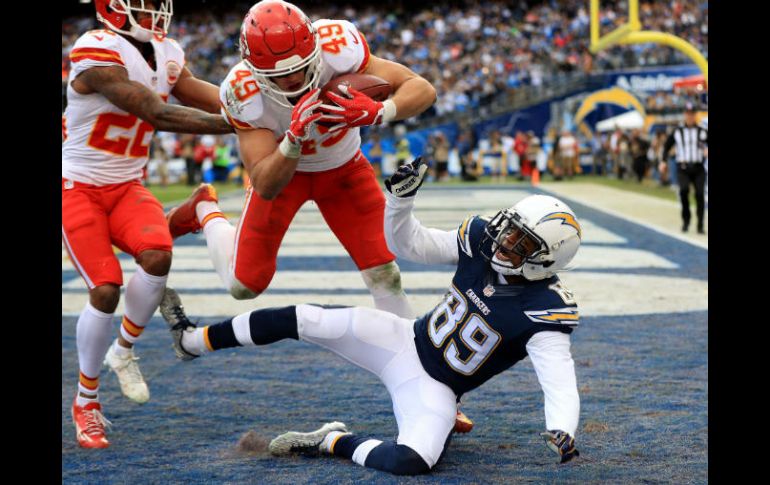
xmin=104 ymin=344 xmax=150 ymax=404
xmin=269 ymin=422 xmax=348 ymax=456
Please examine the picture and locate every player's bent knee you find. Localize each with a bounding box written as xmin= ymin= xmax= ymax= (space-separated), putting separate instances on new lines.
xmin=229 ymin=278 xmax=259 ymax=300
xmin=366 ymin=443 xmax=431 ymax=476
xmin=361 ymin=262 xmax=403 ymax=293
xmin=136 ymin=249 xmax=172 ymax=276
xmin=233 ymin=267 xmax=273 ymax=298
xmin=89 ymin=284 xmax=121 ymax=313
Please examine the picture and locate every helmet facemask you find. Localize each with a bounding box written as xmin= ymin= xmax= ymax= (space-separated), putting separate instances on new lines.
xmin=481 ymin=209 xmax=551 ymax=277
xmin=97 ymin=0 xmax=173 ymax=43
xmin=243 ymin=44 xmax=323 ymax=108
xmin=241 ymin=34 xmax=321 ymax=108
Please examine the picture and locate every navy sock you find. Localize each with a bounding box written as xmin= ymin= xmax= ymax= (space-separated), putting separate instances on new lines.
xmin=207 ymin=318 xmax=239 ymax=350
xmin=332 ymin=434 xmax=369 ymax=459
xmin=248 ymin=306 xmax=298 ymax=344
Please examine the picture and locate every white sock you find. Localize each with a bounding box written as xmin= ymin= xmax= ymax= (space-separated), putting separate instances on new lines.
xmin=195 ymin=201 xmax=223 ymax=226
xmin=76 ymin=392 xmax=99 ymax=407
xmin=320 ymin=430 xmax=351 ymax=454
xmin=181 ymin=327 xmax=210 ymax=355
xmin=112 ymin=339 xmax=132 ymax=357
xmin=201 ymin=215 xmax=239 ymax=290
xmin=121 ymin=266 xmax=168 ymax=344
xmin=76 ymin=301 xmax=114 ymax=396
xmin=231 ymin=312 xmax=257 ymax=346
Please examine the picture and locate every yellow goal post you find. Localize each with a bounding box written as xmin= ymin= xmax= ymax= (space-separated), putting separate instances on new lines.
xmin=589 ymin=0 xmax=708 ymax=82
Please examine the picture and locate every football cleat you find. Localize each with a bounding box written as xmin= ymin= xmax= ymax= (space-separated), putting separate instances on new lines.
xmin=166 ymin=183 xmax=218 ymax=239
xmin=72 ymin=398 xmax=112 ymax=449
xmin=104 ymin=343 xmax=150 ymax=404
xmin=159 ymin=287 xmax=199 ymax=361
xmin=268 ymin=421 xmax=348 ymax=456
xmin=454 ymin=409 xmax=474 ymax=434
xmin=541 ymin=430 xmax=580 ymax=463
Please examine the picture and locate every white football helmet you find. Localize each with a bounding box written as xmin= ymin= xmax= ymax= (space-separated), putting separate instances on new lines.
xmin=95 ymin=0 xmax=173 ymax=43
xmin=480 ymin=195 xmax=582 ymax=281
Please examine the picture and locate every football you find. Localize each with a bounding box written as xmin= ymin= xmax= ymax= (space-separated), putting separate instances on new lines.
xmin=317 ymin=73 xmax=392 ymax=126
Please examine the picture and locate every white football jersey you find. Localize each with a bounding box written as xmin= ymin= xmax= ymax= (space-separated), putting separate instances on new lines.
xmin=220 ymin=19 xmax=372 ymax=173
xmin=62 ymin=29 xmax=185 ymax=185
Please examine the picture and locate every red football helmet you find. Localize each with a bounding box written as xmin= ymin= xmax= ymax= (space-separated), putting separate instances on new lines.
xmin=239 ymin=0 xmax=322 ymax=108
xmin=95 ymin=0 xmax=173 ymax=43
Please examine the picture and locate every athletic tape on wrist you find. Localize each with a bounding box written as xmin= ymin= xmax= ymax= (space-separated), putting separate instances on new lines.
xmin=381 ymin=99 xmax=397 ymax=124
xmin=279 ymin=136 xmax=301 ymax=159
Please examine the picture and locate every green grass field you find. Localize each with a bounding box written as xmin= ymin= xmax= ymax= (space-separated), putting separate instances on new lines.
xmin=146 ymin=181 xmax=245 ymax=204
xmin=147 ymin=174 xmax=679 ymax=205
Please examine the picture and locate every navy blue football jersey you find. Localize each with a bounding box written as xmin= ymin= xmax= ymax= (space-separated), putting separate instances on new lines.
xmin=413 ymin=216 xmax=579 ymax=396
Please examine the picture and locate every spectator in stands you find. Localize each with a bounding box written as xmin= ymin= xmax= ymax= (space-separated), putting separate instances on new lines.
xmin=179 ymin=133 xmax=198 ymax=186
xmin=649 ymin=129 xmax=670 ymax=186
xmin=630 ymin=129 xmax=651 ymax=183
xmin=212 ymin=136 xmax=233 ymax=183
xmin=478 ymin=130 xmax=507 ymax=182
xmin=526 ymin=132 xmax=546 ymax=176
xmin=431 ymin=132 xmax=451 ymax=182
xmin=591 ymin=132 xmax=609 ymax=175
xmin=513 ymin=131 xmax=530 ymax=181
xmin=149 ymin=137 xmax=169 ymax=188
xmin=194 ymin=135 xmax=216 ymax=183
xmin=456 ymin=127 xmax=479 ymax=181
xmin=557 ymin=129 xmax=579 ymax=179
xmin=615 ymin=131 xmax=632 ymax=180
xmin=65 ymin=1 xmax=708 ymax=126
xmin=394 ymin=124 xmax=412 ymax=168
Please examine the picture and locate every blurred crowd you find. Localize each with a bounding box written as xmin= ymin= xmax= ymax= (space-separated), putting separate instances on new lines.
xmin=63 ymin=0 xmax=708 ymax=116
xmin=62 ymin=0 xmax=707 ymax=189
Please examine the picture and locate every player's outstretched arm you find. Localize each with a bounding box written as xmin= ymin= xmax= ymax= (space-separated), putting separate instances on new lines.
xmin=384 ymin=158 xmax=458 ymax=265
xmin=526 ymin=331 xmax=581 ymax=462
xmin=170 ymin=66 xmax=222 ymax=114
xmin=73 ymin=65 xmax=232 ymax=134
xmin=364 ymin=56 xmax=437 ymax=121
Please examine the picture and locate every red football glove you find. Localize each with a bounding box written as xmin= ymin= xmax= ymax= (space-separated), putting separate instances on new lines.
xmin=280 ymin=88 xmax=322 ymax=158
xmin=319 ymin=85 xmax=393 ymax=132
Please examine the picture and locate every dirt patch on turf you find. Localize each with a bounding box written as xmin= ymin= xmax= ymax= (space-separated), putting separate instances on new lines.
xmin=583 ymin=421 xmax=610 ymax=433
xmin=233 ymin=430 xmax=269 ymax=455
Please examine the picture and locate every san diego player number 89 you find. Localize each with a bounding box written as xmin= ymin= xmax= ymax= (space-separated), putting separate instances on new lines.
xmin=428 ymin=286 xmax=501 ymax=375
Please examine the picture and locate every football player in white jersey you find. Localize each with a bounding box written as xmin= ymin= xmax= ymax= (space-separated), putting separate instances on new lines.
xmin=166 ymin=1 xmax=475 ymax=431
xmin=159 ymin=159 xmax=582 ymax=475
xmin=62 ymin=0 xmax=234 ymax=448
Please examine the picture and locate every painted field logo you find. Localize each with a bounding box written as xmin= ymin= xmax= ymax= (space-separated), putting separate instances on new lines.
xmin=166 ymin=61 xmax=182 ymax=85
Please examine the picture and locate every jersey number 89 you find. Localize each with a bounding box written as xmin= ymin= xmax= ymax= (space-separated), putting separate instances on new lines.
xmin=428 ymin=286 xmax=501 ymax=375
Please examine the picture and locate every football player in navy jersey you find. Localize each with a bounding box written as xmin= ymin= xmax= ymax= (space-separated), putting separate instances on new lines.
xmin=159 ymin=157 xmax=583 ymax=475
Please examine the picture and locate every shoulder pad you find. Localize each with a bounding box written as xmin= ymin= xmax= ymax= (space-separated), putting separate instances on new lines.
xmin=523 ymin=307 xmax=580 ymax=326
xmin=523 ymin=279 xmax=579 ymax=326
xmin=456 ymin=215 xmax=488 ymax=258
xmin=456 ymin=216 xmax=475 ymax=257
xmin=69 ymin=31 xmax=126 ymax=72
xmin=219 ymin=64 xmax=263 ymax=130
xmin=314 ymin=19 xmax=371 ymax=74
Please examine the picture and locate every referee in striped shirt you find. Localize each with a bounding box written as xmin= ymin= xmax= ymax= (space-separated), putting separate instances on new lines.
xmin=663 ymin=102 xmax=708 ymax=234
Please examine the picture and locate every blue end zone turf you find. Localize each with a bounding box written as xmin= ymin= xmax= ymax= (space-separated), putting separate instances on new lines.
xmin=62 ymin=186 xmax=707 ymax=482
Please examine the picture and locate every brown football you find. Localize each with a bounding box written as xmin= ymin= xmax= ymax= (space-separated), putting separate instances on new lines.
xmin=317 ymin=73 xmax=392 ymax=126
